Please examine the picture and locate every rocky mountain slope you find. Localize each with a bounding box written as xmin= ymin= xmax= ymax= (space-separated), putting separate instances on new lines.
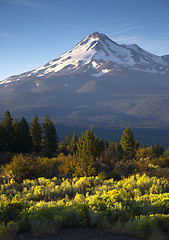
xmin=0 ymin=32 xmax=169 ymax=128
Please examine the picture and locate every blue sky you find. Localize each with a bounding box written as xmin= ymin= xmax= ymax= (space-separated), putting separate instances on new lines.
xmin=0 ymin=0 xmax=169 ymax=81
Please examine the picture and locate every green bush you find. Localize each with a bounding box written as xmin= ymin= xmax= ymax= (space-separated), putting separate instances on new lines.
xmin=0 ymin=221 xmax=19 ymax=240
xmin=0 ymin=175 xmax=169 ymax=237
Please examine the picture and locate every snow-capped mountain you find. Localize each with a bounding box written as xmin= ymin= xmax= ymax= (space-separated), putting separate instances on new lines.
xmin=28 ymin=31 xmax=168 ymax=76
xmin=0 ymin=32 xmax=169 ymax=129
xmin=1 ymin=32 xmax=169 ymax=87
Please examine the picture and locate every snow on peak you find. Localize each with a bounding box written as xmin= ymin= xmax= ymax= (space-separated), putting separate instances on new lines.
xmin=125 ymin=43 xmax=168 ymax=66
xmin=31 ymin=33 xmax=100 ymax=76
xmin=2 ymin=32 xmax=169 ymax=83
xmin=30 ymin=32 xmax=137 ymax=77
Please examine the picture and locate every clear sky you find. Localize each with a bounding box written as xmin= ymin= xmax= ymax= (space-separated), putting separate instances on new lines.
xmin=0 ymin=0 xmax=169 ymax=81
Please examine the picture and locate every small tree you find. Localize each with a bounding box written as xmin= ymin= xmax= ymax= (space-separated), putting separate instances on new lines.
xmin=58 ymin=135 xmax=71 ymax=155
xmin=70 ymin=132 xmax=78 ymax=153
xmin=120 ymin=128 xmax=135 ymax=159
xmin=42 ymin=115 xmax=58 ymax=157
xmin=153 ymin=144 xmax=164 ymax=157
xmin=76 ymin=128 xmax=104 ymax=159
xmin=100 ymin=141 xmax=122 ymax=166
xmin=30 ymin=116 xmax=42 ymax=152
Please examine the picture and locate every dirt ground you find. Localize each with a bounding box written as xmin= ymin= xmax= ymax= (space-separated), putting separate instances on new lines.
xmin=14 ymin=227 xmax=141 ymax=240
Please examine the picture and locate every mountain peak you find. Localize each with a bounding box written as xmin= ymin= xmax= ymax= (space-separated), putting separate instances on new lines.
xmin=88 ymin=31 xmax=111 ymax=42
xmin=1 ymin=32 xmax=169 ymax=85
xmin=90 ymin=31 xmax=100 ymax=39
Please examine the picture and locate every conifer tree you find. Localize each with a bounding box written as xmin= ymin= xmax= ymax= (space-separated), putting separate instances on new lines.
xmin=58 ymin=135 xmax=71 ymax=155
xmin=58 ymin=140 xmax=67 ymax=154
xmin=0 ymin=125 xmax=6 ymax=152
xmin=30 ymin=116 xmax=42 ymax=152
xmin=64 ymin=135 xmax=71 ymax=145
xmin=1 ymin=110 xmax=13 ymax=151
xmin=76 ymin=128 xmax=104 ymax=159
xmin=70 ymin=132 xmax=78 ymax=153
xmin=120 ymin=128 xmax=135 ymax=159
xmin=12 ymin=118 xmax=20 ymax=153
xmin=42 ymin=115 xmax=58 ymax=156
xmin=153 ymin=144 xmax=164 ymax=157
xmin=19 ymin=117 xmax=32 ymax=153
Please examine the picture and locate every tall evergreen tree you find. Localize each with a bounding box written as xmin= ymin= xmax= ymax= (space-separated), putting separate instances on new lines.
xmin=19 ymin=117 xmax=32 ymax=153
xmin=76 ymin=128 xmax=104 ymax=159
xmin=0 ymin=125 xmax=6 ymax=152
xmin=30 ymin=116 xmax=42 ymax=152
xmin=120 ymin=128 xmax=135 ymax=159
xmin=12 ymin=118 xmax=20 ymax=153
xmin=42 ymin=115 xmax=58 ymax=156
xmin=1 ymin=110 xmax=13 ymax=151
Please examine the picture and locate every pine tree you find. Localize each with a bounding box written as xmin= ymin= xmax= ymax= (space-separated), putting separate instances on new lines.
xmin=153 ymin=144 xmax=164 ymax=157
xmin=1 ymin=110 xmax=13 ymax=151
xmin=42 ymin=115 xmax=58 ymax=156
xmin=120 ymin=128 xmax=135 ymax=159
xmin=0 ymin=125 xmax=6 ymax=152
xmin=58 ymin=140 xmax=67 ymax=154
xmin=76 ymin=128 xmax=104 ymax=159
xmin=12 ymin=118 xmax=20 ymax=152
xmin=30 ymin=116 xmax=42 ymax=152
xmin=70 ymin=132 xmax=78 ymax=153
xmin=64 ymin=135 xmax=71 ymax=145
xmin=19 ymin=117 xmax=32 ymax=153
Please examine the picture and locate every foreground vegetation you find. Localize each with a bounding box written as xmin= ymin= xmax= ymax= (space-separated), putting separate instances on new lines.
xmin=0 ymin=111 xmax=169 ymax=239
xmin=0 ymin=175 xmax=169 ymax=239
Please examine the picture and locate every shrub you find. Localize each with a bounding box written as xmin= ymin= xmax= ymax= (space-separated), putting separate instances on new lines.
xmin=1 ymin=154 xmax=59 ymax=182
xmin=127 ymin=216 xmax=155 ymax=238
xmin=0 ymin=221 xmax=19 ymax=240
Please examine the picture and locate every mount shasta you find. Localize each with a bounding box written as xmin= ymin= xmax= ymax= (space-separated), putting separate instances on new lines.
xmin=1 ymin=32 xmax=169 ymax=129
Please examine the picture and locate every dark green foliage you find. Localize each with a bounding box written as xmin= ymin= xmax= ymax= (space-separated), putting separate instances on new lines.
xmin=135 ymin=140 xmax=140 ymax=151
xmin=0 ymin=202 xmax=26 ymax=224
xmin=76 ymin=128 xmax=104 ymax=159
xmin=12 ymin=119 xmax=20 ymax=153
xmin=64 ymin=135 xmax=71 ymax=146
xmin=153 ymin=144 xmax=164 ymax=157
xmin=58 ymin=140 xmax=67 ymax=154
xmin=42 ymin=115 xmax=58 ymax=157
xmin=1 ymin=110 xmax=14 ymax=152
xmin=0 ymin=125 xmax=6 ymax=152
xmin=100 ymin=141 xmax=122 ymax=167
xmin=120 ymin=128 xmax=135 ymax=159
xmin=1 ymin=110 xmax=13 ymax=129
xmin=30 ymin=116 xmax=42 ymax=152
xmin=70 ymin=132 xmax=78 ymax=153
xmin=19 ymin=117 xmax=32 ymax=153
xmin=58 ymin=133 xmax=78 ymax=155
xmin=58 ymin=135 xmax=71 ymax=155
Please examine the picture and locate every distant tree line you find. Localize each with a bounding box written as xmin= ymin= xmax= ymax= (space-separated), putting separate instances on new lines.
xmin=1 ymin=110 xmax=169 ymax=182
xmin=0 ymin=110 xmax=58 ymax=157
xmin=0 ymin=110 xmax=165 ymax=161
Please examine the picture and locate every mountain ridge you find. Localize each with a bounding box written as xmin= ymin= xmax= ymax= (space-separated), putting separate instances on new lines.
xmin=0 ymin=32 xmax=169 ymax=130
xmin=1 ymin=32 xmax=169 ymax=85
